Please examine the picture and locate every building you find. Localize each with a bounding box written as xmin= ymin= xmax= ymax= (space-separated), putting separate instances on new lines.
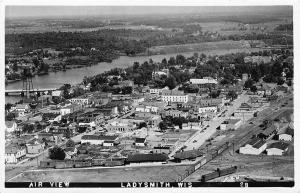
xmin=5 ymin=145 xmax=27 ymax=164
xmin=257 ymin=124 xmax=277 ymax=140
xmin=165 ymin=109 xmax=188 ymax=118
xmin=182 ymin=122 xmax=202 ymax=130
xmin=190 ymin=77 xmax=218 ymax=87
xmin=278 ymin=126 xmax=294 ymax=141
xmin=60 ymin=104 xmax=83 ymax=116
xmin=198 ymin=106 xmax=217 ymax=114
xmin=106 ymin=119 xmax=137 ymax=132
xmin=152 ymin=69 xmax=169 ymax=79
xmin=15 ymin=104 xmax=30 ymax=112
xmin=103 ymin=140 xmax=115 ymax=147
xmin=242 ymin=73 xmax=249 ymax=82
xmin=134 ymin=138 xmax=146 ymax=147
xmin=239 ymin=137 xmax=267 ymax=155
xmin=126 ymin=153 xmax=168 ymax=166
xmin=69 ymin=96 xmax=91 ymax=105
xmin=234 ymin=103 xmax=256 ymax=121
xmin=81 ymin=135 xmax=118 ymax=145
xmin=26 ymin=139 xmax=45 ymax=154
xmin=5 ymin=121 xmax=17 ymax=133
xmin=266 ymin=142 xmax=289 ymax=156
xmin=220 ymin=119 xmax=242 ymax=130
xmin=52 ymin=90 xmax=63 ymax=99
xmin=153 ymin=146 xmax=171 ymax=154
xmin=174 ymin=149 xmax=203 ymax=162
xmin=161 ymin=90 xmax=189 ymax=103
xmin=149 ymin=86 xmax=169 ymax=95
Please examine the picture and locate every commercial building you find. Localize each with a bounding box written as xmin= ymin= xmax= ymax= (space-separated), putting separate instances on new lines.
xmin=161 ymin=90 xmax=189 ymax=103
xmin=220 ymin=119 xmax=242 ymax=130
xmin=5 ymin=145 xmax=27 ymax=164
xmin=81 ymin=135 xmax=118 ymax=145
xmin=239 ymin=137 xmax=267 ymax=155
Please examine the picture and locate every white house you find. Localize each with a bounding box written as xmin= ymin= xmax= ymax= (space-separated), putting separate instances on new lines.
xmin=5 ymin=121 xmax=18 ymax=133
xmin=220 ymin=119 xmax=242 ymax=130
xmin=5 ymin=145 xmax=27 ymax=164
xmin=278 ymin=127 xmax=294 ymax=141
xmin=266 ymin=142 xmax=289 ymax=156
xmin=239 ymin=137 xmax=267 ymax=155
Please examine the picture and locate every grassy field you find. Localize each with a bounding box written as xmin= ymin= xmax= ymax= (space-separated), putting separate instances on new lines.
xmin=9 ymin=165 xmax=191 ymax=182
xmin=147 ymin=40 xmax=260 ymax=55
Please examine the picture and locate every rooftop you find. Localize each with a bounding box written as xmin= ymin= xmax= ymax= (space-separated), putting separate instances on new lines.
xmin=267 ymin=142 xmax=289 ymax=150
xmin=174 ymin=149 xmax=202 ymax=160
xmin=81 ymin=135 xmax=118 ymax=141
xmin=246 ymin=137 xmax=266 ymax=149
xmin=126 ymin=153 xmax=167 ymax=163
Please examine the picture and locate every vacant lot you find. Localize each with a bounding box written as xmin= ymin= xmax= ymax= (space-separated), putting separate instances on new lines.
xmin=10 ymin=165 xmax=191 ymax=182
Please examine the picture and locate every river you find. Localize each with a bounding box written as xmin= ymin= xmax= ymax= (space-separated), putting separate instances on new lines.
xmin=5 ymin=47 xmax=264 ymax=104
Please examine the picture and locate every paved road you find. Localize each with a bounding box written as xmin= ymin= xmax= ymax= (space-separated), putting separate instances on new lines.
xmin=169 ymin=92 xmax=249 ymax=154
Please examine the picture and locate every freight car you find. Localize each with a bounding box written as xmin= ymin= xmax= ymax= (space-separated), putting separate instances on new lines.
xmin=54 ymin=160 xmax=74 ymax=169
xmin=194 ymin=156 xmax=207 ymax=170
xmin=104 ymin=160 xmax=125 ymax=167
xmin=201 ymin=171 xmax=219 ymax=182
xmin=92 ymin=158 xmax=105 ymax=166
xmin=39 ymin=160 xmax=56 ymax=168
xmin=74 ymin=159 xmax=93 ymax=168
xmin=217 ymin=166 xmax=238 ymax=177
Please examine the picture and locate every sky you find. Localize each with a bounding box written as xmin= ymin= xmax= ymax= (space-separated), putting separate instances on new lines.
xmin=5 ymin=6 xmax=292 ymax=18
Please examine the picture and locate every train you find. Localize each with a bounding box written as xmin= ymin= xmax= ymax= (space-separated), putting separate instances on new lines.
xmin=40 ymin=158 xmax=125 ymax=169
xmin=200 ymin=166 xmax=238 ymax=182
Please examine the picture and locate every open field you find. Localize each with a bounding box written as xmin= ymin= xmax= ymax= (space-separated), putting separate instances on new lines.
xmin=9 ymin=165 xmax=191 ymax=182
xmin=147 ymin=40 xmax=263 ymax=55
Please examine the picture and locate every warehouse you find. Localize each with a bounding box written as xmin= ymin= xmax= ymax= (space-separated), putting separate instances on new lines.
xmin=266 ymin=142 xmax=289 ymax=156
xmin=239 ymin=137 xmax=267 ymax=155
xmin=126 ymin=153 xmax=168 ymax=166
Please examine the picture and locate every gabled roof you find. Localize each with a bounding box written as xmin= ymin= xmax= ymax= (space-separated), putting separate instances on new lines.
xmin=267 ymin=142 xmax=289 ymax=150
xmin=246 ymin=137 xmax=266 ymax=149
xmin=127 ymin=153 xmax=167 ymax=163
xmin=81 ymin=135 xmax=118 ymax=141
xmin=279 ymin=127 xmax=294 ymax=136
xmin=5 ymin=145 xmax=25 ymax=154
xmin=261 ymin=124 xmax=277 ymax=136
xmin=135 ymin=138 xmax=146 ymax=143
xmin=174 ymin=149 xmax=202 ymax=160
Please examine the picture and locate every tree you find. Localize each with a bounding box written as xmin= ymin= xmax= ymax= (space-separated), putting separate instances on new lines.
xmin=277 ymin=78 xmax=285 ymax=85
xmin=158 ymin=121 xmax=168 ymax=131
xmin=5 ymin=103 xmax=13 ymax=111
xmin=226 ymin=90 xmax=238 ymax=100
xmin=22 ymin=124 xmax=35 ymax=133
xmin=49 ymin=146 xmax=66 ymax=160
xmin=244 ymin=79 xmax=254 ymax=89
xmin=165 ymin=76 xmax=177 ymax=90
xmin=209 ymin=90 xmax=221 ymax=98
xmin=250 ymin=85 xmax=257 ymax=93
xmin=168 ymin=57 xmax=176 ymax=66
